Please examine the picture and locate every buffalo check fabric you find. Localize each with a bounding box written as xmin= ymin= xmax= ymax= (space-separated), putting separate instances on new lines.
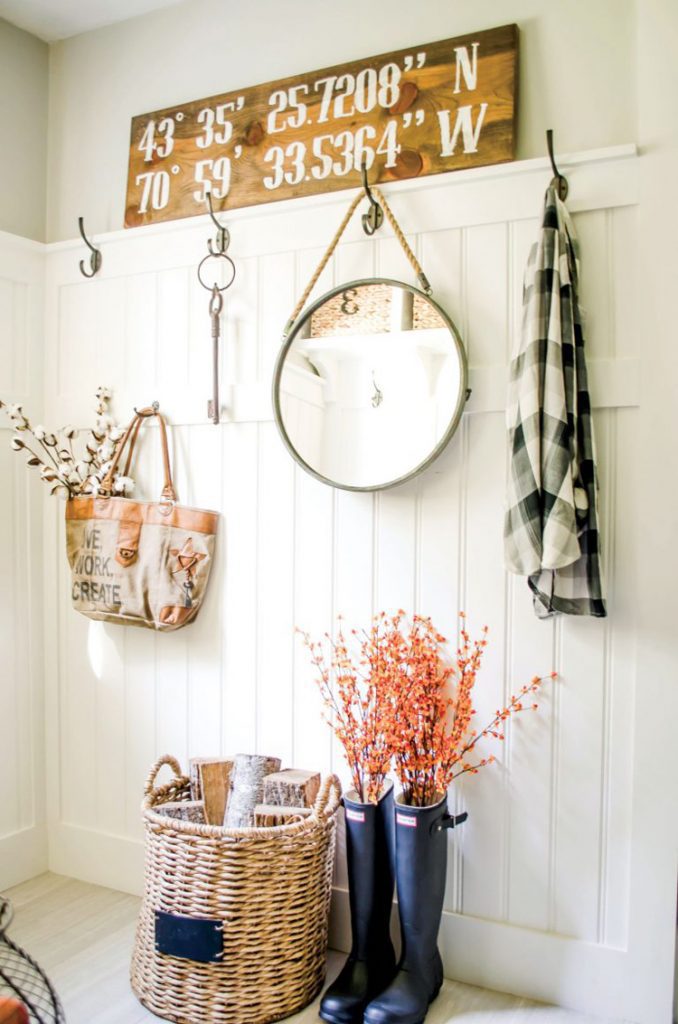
xmin=504 ymin=186 xmax=606 ymax=618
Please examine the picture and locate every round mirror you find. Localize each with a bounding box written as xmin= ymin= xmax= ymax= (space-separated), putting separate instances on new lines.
xmin=273 ymin=279 xmax=467 ymax=491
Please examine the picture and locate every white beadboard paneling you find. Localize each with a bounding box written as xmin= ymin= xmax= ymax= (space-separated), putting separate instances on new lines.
xmin=506 ymin=579 xmax=556 ymax=932
xmin=601 ymin=409 xmax=636 ymax=949
xmin=0 ymin=449 xmax=21 ymax=838
xmin=292 ymin=467 xmax=334 ymax=776
xmin=256 ymin=422 xmax=295 ymax=766
xmin=465 ymin=222 xmax=509 ymax=366
xmin=458 ymin=413 xmax=508 ymax=923
xmin=259 ymin=251 xmax=295 ymax=383
xmin=32 ymin=148 xmax=657 ymax=1019
xmin=574 ymin=210 xmax=613 ymax=359
xmin=0 ymin=232 xmax=45 ymax=888
xmin=221 ymin=422 xmax=258 ymax=754
xmin=610 ymin=206 xmax=638 ymax=361
xmin=185 ymin=425 xmax=224 ymax=761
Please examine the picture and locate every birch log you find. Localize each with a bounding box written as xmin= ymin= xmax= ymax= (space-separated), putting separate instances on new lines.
xmin=263 ymin=769 xmax=320 ymax=808
xmin=224 ymin=754 xmax=281 ymax=828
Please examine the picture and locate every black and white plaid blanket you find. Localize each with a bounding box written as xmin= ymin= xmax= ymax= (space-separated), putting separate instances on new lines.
xmin=504 ymin=186 xmax=606 ymax=618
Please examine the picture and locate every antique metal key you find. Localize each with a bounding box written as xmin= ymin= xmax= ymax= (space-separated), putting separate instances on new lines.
xmin=196 ymin=191 xmax=236 ymax=425
xmin=208 ymin=286 xmax=223 ymax=424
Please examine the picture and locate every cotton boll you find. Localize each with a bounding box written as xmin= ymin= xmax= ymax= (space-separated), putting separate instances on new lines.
xmin=67 ymin=470 xmax=81 ymax=484
xmin=33 ymin=425 xmax=46 ymax=440
xmin=8 ymin=404 xmax=28 ymax=430
xmin=43 ymin=433 xmax=58 ymax=446
xmin=75 ymin=461 xmax=90 ymax=477
xmin=113 ymin=475 xmax=134 ymax=495
xmin=10 ymin=436 xmax=24 ymax=450
xmin=62 ymin=424 xmax=77 ymax=439
xmin=109 ymin=426 xmax=125 ymax=442
xmin=98 ymin=439 xmax=115 ymax=459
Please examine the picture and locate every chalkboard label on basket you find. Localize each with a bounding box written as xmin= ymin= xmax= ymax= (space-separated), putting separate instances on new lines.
xmin=154 ymin=910 xmax=223 ymax=963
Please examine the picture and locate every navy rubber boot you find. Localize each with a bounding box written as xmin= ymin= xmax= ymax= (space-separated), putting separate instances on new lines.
xmin=363 ymin=792 xmax=467 ymax=1024
xmin=319 ymin=783 xmax=396 ymax=1024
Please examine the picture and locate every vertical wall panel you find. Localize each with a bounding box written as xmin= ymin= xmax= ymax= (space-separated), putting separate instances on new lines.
xmin=292 ymin=467 xmax=334 ymax=775
xmin=221 ymin=423 xmax=258 ymax=754
xmin=465 ymin=222 xmax=508 ymax=366
xmin=259 ymin=252 xmax=295 ymax=382
xmin=256 ymin=422 xmax=295 ymax=765
xmin=0 ymin=448 xmax=20 ymax=837
xmin=186 ymin=425 xmax=224 ymax=759
xmin=459 ymin=413 xmax=508 ymax=921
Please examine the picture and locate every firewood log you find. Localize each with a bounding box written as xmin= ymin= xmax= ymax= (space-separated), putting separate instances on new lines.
xmin=224 ymin=754 xmax=281 ymax=828
xmin=263 ymin=769 xmax=320 ymax=808
xmin=253 ymin=804 xmax=312 ymax=827
xmin=198 ymin=760 xmax=234 ymax=825
xmin=156 ymin=800 xmax=205 ymax=824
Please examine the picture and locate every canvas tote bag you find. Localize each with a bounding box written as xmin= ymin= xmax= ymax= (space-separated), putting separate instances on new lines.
xmin=65 ymin=406 xmax=219 ymax=631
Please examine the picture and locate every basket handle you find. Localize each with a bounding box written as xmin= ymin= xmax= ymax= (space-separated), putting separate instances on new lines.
xmin=313 ymin=774 xmax=342 ymax=820
xmin=144 ymin=754 xmax=184 ymax=797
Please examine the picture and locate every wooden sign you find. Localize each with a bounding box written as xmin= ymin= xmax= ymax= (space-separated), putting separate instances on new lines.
xmin=124 ymin=24 xmax=518 ymax=229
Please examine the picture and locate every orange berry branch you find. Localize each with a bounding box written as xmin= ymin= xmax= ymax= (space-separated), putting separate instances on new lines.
xmin=301 ymin=612 xmax=555 ymax=806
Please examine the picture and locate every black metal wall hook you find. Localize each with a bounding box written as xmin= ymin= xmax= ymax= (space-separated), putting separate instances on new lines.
xmin=360 ymin=157 xmax=384 ymax=236
xmin=78 ymin=217 xmax=102 ymax=278
xmin=546 ymin=129 xmax=569 ymax=200
xmin=206 ymin=191 xmax=230 ymax=255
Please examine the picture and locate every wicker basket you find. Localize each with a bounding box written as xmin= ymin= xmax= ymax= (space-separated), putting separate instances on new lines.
xmin=131 ymin=755 xmax=341 ymax=1024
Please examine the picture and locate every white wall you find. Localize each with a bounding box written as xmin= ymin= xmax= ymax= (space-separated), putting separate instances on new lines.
xmin=45 ymin=0 xmax=636 ymax=241
xmin=0 ymin=19 xmax=48 ymax=241
xmin=0 ymin=232 xmax=46 ymax=885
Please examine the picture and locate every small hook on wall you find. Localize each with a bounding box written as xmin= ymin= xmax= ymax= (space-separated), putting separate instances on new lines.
xmin=206 ymin=191 xmax=230 ymax=256
xmin=360 ymin=156 xmax=384 ymax=236
xmin=78 ymin=217 xmax=102 ymax=278
xmin=546 ymin=129 xmax=569 ymax=200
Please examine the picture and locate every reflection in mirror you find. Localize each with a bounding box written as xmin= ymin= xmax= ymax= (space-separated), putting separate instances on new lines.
xmin=273 ymin=280 xmax=467 ymax=491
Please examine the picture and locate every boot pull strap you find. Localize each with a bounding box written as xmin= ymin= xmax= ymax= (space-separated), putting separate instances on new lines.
xmin=434 ymin=811 xmax=468 ymax=833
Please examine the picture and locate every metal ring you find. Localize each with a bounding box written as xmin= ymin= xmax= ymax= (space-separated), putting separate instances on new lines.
xmin=197 ymin=252 xmax=236 ymax=293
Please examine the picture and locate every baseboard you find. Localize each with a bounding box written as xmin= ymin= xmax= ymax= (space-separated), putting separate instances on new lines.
xmin=0 ymin=825 xmax=48 ymax=890
xmin=48 ymin=823 xmax=145 ymax=896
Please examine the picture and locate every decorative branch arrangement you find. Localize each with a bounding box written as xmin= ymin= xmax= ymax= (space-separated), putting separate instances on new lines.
xmin=0 ymin=388 xmax=130 ymax=498
xmin=301 ymin=611 xmax=555 ymax=806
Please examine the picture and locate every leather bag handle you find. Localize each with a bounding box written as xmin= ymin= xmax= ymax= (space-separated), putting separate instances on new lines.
xmin=99 ymin=406 xmax=176 ymax=502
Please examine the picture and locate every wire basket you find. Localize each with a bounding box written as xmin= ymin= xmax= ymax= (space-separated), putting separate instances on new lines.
xmin=0 ymin=898 xmax=65 ymax=1024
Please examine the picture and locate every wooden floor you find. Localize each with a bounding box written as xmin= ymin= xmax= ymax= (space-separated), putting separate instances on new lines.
xmin=1 ymin=874 xmax=618 ymax=1024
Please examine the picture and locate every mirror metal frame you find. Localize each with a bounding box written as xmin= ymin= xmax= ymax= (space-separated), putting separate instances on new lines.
xmin=272 ymin=278 xmax=468 ymax=492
